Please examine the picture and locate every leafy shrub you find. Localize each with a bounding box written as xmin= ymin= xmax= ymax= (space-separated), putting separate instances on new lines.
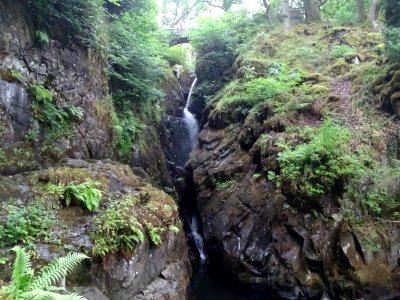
xmin=277 ymin=120 xmax=363 ymax=196
xmin=107 ymin=7 xmax=167 ymax=106
xmin=111 ymin=110 xmax=146 ymax=158
xmin=0 ymin=200 xmax=55 ymax=248
xmin=64 ymin=181 xmax=102 ymax=212
xmin=0 ymin=246 xmax=88 ymax=300
xmin=165 ymin=44 xmax=194 ymax=69
xmin=215 ymin=62 xmax=304 ymax=117
xmin=147 ymin=226 xmax=162 ymax=245
xmin=384 ymin=27 xmax=400 ymax=60
xmin=35 ymin=30 xmax=49 ymax=45
xmin=189 ymin=16 xmax=238 ymax=87
xmin=321 ymin=0 xmax=357 ymax=23
xmin=92 ymin=196 xmax=144 ymax=256
xmin=329 ymin=45 xmax=357 ymax=59
xmin=29 ymin=83 xmax=84 ymax=140
xmin=27 ymin=0 xmax=107 ymax=49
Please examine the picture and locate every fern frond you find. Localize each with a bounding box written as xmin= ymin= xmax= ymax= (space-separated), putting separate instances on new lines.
xmin=22 ymin=289 xmax=88 ymax=300
xmin=30 ymin=252 xmax=88 ymax=291
xmin=11 ymin=246 xmax=33 ymax=295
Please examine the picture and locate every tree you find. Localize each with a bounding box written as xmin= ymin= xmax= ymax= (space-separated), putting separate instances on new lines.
xmin=282 ymin=0 xmax=290 ymax=33
xmin=356 ymin=0 xmax=366 ymax=23
xmin=304 ymin=0 xmax=324 ymax=22
xmin=368 ymin=0 xmax=381 ymax=25
xmin=161 ymin=0 xmax=242 ymax=28
xmin=262 ymin=0 xmax=271 ymax=20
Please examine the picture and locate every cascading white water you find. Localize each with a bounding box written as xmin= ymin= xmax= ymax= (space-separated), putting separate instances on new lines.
xmin=182 ymin=77 xmax=206 ymax=262
xmin=189 ymin=216 xmax=207 ymax=261
xmin=183 ymin=77 xmax=199 ymax=150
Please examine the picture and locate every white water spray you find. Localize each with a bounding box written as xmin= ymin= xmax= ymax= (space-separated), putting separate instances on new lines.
xmin=183 ymin=78 xmax=199 ymax=150
xmin=189 ymin=216 xmax=207 ymax=261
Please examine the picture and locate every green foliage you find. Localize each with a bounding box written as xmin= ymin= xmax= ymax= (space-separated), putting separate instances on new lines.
xmin=30 ymin=83 xmax=53 ymax=103
xmin=92 ymin=196 xmax=144 ymax=256
xmin=147 ymin=226 xmax=162 ymax=245
xmin=29 ymin=83 xmax=84 ymax=140
xmin=64 ymin=181 xmax=102 ymax=212
xmin=28 ymin=0 xmax=107 ymax=49
xmin=0 ymin=200 xmax=55 ymax=248
xmin=214 ymin=62 xmax=304 ymax=117
xmin=189 ymin=12 xmax=252 ymax=87
xmin=0 ymin=246 xmax=88 ymax=300
xmin=35 ymin=30 xmax=49 ymax=45
xmin=24 ymin=128 xmax=40 ymax=142
xmin=211 ymin=178 xmax=235 ymax=191
xmin=107 ymin=5 xmax=167 ymax=106
xmin=111 ymin=110 xmax=146 ymax=158
xmin=384 ymin=27 xmax=400 ymax=60
xmin=165 ymin=44 xmax=194 ymax=70
xmin=348 ymin=167 xmax=400 ymax=217
xmin=277 ymin=120 xmax=364 ymax=197
xmin=329 ymin=45 xmax=357 ymax=59
xmin=321 ymin=0 xmax=358 ymax=23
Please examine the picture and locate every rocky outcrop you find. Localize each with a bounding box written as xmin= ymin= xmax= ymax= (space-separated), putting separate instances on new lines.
xmin=189 ymin=121 xmax=400 ymax=299
xmin=0 ymin=160 xmax=191 ymax=299
xmin=0 ymin=0 xmax=114 ymax=174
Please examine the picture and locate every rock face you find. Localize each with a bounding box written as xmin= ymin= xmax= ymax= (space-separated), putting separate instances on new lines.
xmin=0 ymin=0 xmax=114 ymax=174
xmin=0 ymin=2 xmax=192 ymax=298
xmin=189 ymin=123 xmax=400 ymax=299
xmin=0 ymin=160 xmax=191 ymax=300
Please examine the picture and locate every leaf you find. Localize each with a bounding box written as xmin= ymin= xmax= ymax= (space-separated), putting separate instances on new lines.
xmin=30 ymin=252 xmax=89 ymax=291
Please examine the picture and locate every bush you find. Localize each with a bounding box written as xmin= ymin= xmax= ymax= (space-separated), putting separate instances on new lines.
xmin=329 ymin=45 xmax=357 ymax=59
xmin=214 ymin=62 xmax=304 ymax=117
xmin=384 ymin=27 xmax=400 ymax=60
xmin=27 ymin=0 xmax=107 ymax=49
xmin=29 ymin=83 xmax=82 ymax=140
xmin=111 ymin=110 xmax=145 ymax=159
xmin=92 ymin=196 xmax=145 ymax=256
xmin=107 ymin=6 xmax=167 ymax=105
xmin=165 ymin=44 xmax=194 ymax=70
xmin=64 ymin=181 xmax=102 ymax=212
xmin=277 ymin=120 xmax=363 ymax=197
xmin=0 ymin=200 xmax=55 ymax=248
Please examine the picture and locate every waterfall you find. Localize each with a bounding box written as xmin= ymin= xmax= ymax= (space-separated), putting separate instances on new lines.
xmin=181 ymin=77 xmax=207 ymax=262
xmin=183 ymin=78 xmax=199 ymax=151
xmin=189 ymin=216 xmax=207 ymax=261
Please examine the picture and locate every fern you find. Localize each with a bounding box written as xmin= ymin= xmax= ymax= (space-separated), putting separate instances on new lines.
xmin=11 ymin=246 xmax=33 ymax=298
xmin=0 ymin=247 xmax=88 ymax=300
xmin=64 ymin=181 xmax=102 ymax=212
xmin=22 ymin=289 xmax=86 ymax=300
xmin=30 ymin=252 xmax=88 ymax=290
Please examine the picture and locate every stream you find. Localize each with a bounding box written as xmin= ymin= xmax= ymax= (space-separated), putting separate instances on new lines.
xmin=181 ymin=77 xmax=277 ymax=300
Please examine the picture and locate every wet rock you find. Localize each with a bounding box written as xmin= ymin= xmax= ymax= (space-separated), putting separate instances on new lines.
xmin=0 ymin=161 xmax=192 ymax=300
xmin=189 ymin=119 xmax=400 ymax=299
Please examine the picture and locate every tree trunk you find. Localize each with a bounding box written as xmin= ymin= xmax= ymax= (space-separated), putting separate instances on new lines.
xmin=282 ymin=0 xmax=290 ymax=34
xmin=304 ymin=0 xmax=321 ymax=22
xmin=356 ymin=0 xmax=366 ymax=23
xmin=368 ymin=0 xmax=380 ymax=26
xmin=262 ymin=0 xmax=271 ymax=21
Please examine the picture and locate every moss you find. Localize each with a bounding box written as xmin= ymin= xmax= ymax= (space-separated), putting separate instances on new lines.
xmin=329 ymin=59 xmax=350 ymax=75
xmin=0 ymin=147 xmax=38 ymax=174
xmin=0 ymin=68 xmax=23 ymax=83
xmin=307 ymin=84 xmax=330 ymax=95
xmin=356 ymin=260 xmax=392 ymax=289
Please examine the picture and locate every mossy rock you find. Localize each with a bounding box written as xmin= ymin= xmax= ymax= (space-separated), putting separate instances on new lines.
xmin=330 ymin=59 xmax=350 ymax=76
xmin=304 ymin=73 xmax=330 ymax=83
xmin=307 ymin=84 xmax=330 ymax=95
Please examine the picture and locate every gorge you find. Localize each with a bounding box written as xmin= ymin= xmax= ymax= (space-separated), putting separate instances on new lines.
xmin=1 ymin=0 xmax=400 ymax=299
